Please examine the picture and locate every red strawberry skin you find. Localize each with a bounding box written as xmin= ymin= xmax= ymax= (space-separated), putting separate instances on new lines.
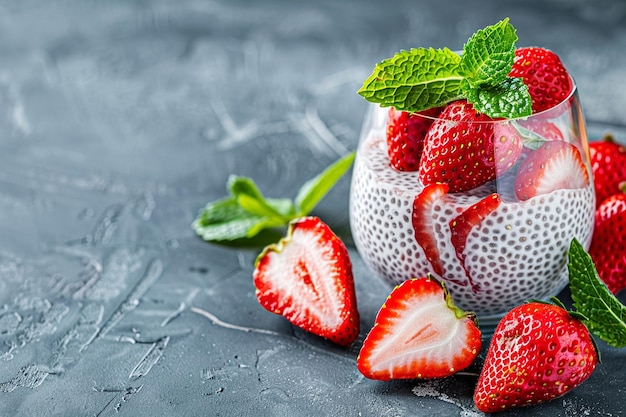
xmin=419 ymin=100 xmax=522 ymax=193
xmin=356 ymin=276 xmax=481 ymax=380
xmin=588 ymin=192 xmax=626 ymax=294
xmin=514 ymin=141 xmax=589 ymax=201
xmin=474 ymin=302 xmax=598 ymax=413
xmin=589 ymin=135 xmax=626 ymax=207
xmin=510 ymin=47 xmax=573 ymax=113
xmin=253 ymin=216 xmax=359 ymax=346
xmin=386 ymin=106 xmax=442 ymax=171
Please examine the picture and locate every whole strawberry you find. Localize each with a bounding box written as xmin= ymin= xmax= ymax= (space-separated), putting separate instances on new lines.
xmin=509 ymin=47 xmax=573 ymax=113
xmin=588 ymin=191 xmax=626 ymax=294
xmin=253 ymin=216 xmax=360 ymax=346
xmin=386 ymin=106 xmax=442 ymax=171
xmin=419 ymin=100 xmax=522 ymax=193
xmin=474 ymin=301 xmax=598 ymax=413
xmin=589 ymin=134 xmax=626 ymax=207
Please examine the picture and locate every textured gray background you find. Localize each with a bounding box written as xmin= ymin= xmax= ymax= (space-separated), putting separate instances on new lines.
xmin=1 ymin=1 xmax=625 ymax=416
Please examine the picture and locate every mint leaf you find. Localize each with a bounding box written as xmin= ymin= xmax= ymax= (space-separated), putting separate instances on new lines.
xmin=358 ymin=47 xmax=464 ymax=112
xmin=265 ymin=197 xmax=298 ymax=217
xmin=192 ymin=197 xmax=264 ymax=241
xmin=463 ymin=77 xmax=532 ymax=118
xmin=460 ymin=18 xmax=517 ymax=88
xmin=295 ymin=151 xmax=355 ymax=215
xmin=511 ymin=122 xmax=550 ymax=150
xmin=193 ymin=153 xmax=355 ymax=244
xmin=357 ymin=18 xmax=534 ymax=119
xmin=568 ymin=238 xmax=626 ymax=348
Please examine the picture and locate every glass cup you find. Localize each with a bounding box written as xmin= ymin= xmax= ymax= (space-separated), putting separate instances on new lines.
xmin=349 ymin=83 xmax=595 ymax=326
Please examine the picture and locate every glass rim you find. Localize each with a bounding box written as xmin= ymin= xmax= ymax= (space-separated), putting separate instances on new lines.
xmin=380 ymin=76 xmax=579 ymax=124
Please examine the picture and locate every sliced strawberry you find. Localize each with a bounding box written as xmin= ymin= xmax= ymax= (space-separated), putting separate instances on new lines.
xmin=419 ymin=100 xmax=522 ymax=193
xmin=509 ymin=47 xmax=573 ymax=114
xmin=514 ymin=141 xmax=589 ymax=201
xmin=386 ymin=106 xmax=442 ymax=171
xmin=412 ymin=183 xmax=449 ymax=277
xmin=449 ymin=193 xmax=501 ymax=292
xmin=588 ymin=192 xmax=626 ymax=294
xmin=357 ymin=276 xmax=481 ymax=380
xmin=253 ymin=216 xmax=359 ymax=346
xmin=589 ymin=134 xmax=626 ymax=207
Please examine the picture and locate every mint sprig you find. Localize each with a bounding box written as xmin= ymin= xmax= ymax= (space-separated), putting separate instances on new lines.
xmin=357 ymin=18 xmax=532 ymax=119
xmin=568 ymin=238 xmax=626 ymax=348
xmin=193 ymin=152 xmax=355 ymax=242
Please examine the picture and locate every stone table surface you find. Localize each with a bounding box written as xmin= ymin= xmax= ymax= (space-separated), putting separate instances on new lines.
xmin=1 ymin=1 xmax=625 ymax=416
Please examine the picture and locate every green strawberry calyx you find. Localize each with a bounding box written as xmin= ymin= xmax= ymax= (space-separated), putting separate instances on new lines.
xmin=357 ymin=18 xmax=532 ymax=119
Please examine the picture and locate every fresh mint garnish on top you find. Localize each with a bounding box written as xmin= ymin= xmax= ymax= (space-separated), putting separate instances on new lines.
xmin=568 ymin=238 xmax=626 ymax=348
xmin=357 ymin=18 xmax=532 ymax=119
xmin=459 ymin=18 xmax=517 ymax=88
xmin=193 ymin=151 xmax=355 ymax=243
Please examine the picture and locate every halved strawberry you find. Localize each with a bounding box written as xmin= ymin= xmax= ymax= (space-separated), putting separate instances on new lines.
xmin=253 ymin=216 xmax=359 ymax=346
xmin=419 ymin=100 xmax=522 ymax=193
xmin=386 ymin=106 xmax=442 ymax=171
xmin=588 ymin=191 xmax=626 ymax=294
xmin=509 ymin=47 xmax=573 ymax=114
xmin=514 ymin=141 xmax=589 ymax=201
xmin=412 ymin=183 xmax=449 ymax=277
xmin=589 ymin=134 xmax=626 ymax=207
xmin=449 ymin=193 xmax=502 ymax=292
xmin=356 ymin=276 xmax=481 ymax=380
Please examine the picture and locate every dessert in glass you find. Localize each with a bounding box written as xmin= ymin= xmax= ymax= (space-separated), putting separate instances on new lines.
xmin=349 ymin=21 xmax=595 ymax=324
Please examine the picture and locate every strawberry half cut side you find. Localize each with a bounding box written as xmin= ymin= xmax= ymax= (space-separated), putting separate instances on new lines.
xmin=514 ymin=141 xmax=589 ymax=201
xmin=412 ymin=183 xmax=449 ymax=277
xmin=356 ymin=276 xmax=482 ymax=381
xmin=253 ymin=216 xmax=359 ymax=346
xmin=449 ymin=193 xmax=502 ymax=292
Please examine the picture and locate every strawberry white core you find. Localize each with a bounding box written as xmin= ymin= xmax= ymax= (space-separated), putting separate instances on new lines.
xmin=365 ymin=292 xmax=471 ymax=378
xmin=350 ymin=106 xmax=595 ymax=318
xmin=267 ymin=227 xmax=345 ymax=327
